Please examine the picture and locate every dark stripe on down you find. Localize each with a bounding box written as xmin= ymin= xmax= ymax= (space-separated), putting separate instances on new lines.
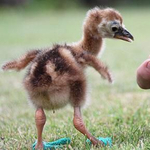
xmin=30 ymin=45 xmax=73 ymax=87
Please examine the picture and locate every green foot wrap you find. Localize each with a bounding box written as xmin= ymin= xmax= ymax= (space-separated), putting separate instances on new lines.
xmin=86 ymin=137 xmax=112 ymax=147
xmin=32 ymin=138 xmax=71 ymax=150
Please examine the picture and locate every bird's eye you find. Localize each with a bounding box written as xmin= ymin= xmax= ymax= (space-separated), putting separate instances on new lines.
xmin=112 ymin=27 xmax=118 ymax=32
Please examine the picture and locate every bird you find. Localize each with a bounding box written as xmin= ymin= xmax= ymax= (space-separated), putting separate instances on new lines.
xmin=2 ymin=7 xmax=133 ymax=149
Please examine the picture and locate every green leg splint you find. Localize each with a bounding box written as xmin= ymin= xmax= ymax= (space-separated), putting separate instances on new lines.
xmin=32 ymin=138 xmax=71 ymax=150
xmin=86 ymin=137 xmax=112 ymax=147
xmin=32 ymin=137 xmax=111 ymax=149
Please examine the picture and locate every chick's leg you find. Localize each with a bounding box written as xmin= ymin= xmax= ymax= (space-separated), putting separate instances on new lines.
xmin=73 ymin=107 xmax=103 ymax=146
xmin=35 ymin=108 xmax=46 ymax=149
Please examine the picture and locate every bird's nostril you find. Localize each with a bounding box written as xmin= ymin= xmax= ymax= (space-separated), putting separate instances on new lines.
xmin=123 ymin=30 xmax=129 ymax=35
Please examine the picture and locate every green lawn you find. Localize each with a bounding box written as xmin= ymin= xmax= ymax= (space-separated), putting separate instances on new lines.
xmin=1 ymin=7 xmax=150 ymax=150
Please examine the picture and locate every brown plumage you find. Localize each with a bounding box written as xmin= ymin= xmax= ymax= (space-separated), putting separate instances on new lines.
xmin=2 ymin=7 xmax=133 ymax=149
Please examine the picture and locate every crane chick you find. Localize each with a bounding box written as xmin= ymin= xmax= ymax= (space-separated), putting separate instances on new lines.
xmin=2 ymin=7 xmax=133 ymax=149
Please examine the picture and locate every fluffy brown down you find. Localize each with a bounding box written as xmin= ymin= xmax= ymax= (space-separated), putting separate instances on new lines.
xmin=2 ymin=8 xmax=120 ymax=110
xmin=2 ymin=7 xmax=134 ymax=148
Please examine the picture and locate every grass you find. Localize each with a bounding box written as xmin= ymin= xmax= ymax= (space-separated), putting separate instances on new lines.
xmin=1 ymin=7 xmax=150 ymax=149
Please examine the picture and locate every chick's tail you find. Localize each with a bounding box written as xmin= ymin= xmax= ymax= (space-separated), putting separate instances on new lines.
xmin=2 ymin=50 xmax=40 ymax=71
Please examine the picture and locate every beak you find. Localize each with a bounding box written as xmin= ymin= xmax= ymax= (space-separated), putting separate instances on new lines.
xmin=114 ymin=27 xmax=134 ymax=42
